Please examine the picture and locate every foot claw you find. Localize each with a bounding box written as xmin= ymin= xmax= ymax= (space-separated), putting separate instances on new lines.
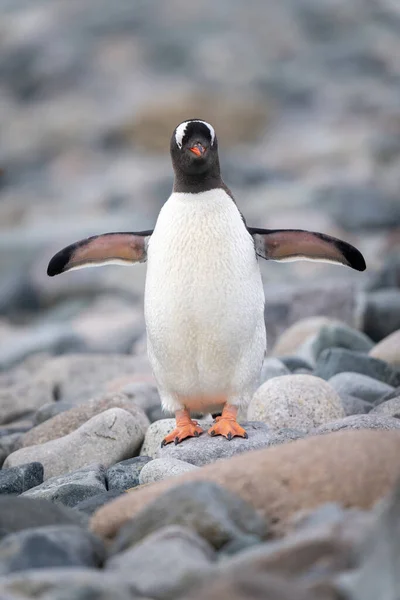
xmin=161 ymin=421 xmax=204 ymax=447
xmin=207 ymin=418 xmax=248 ymax=441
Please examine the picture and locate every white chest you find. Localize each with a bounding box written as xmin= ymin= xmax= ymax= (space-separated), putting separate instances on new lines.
xmin=144 ymin=189 xmax=266 ymax=394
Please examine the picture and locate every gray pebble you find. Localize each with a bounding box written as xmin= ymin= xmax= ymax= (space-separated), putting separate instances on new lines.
xmin=75 ymin=489 xmax=125 ymax=516
xmin=314 ymin=349 xmax=400 ymax=387
xmin=139 ymin=458 xmax=199 ymax=484
xmin=312 ymin=414 xmax=400 ymax=435
xmin=0 ymin=462 xmax=43 ymax=495
xmin=107 ymin=456 xmax=153 ymax=491
xmin=33 ymin=401 xmax=74 ymax=425
xmin=0 ymin=525 xmax=105 ymax=575
xmin=328 ymin=372 xmax=394 ymax=403
xmin=22 ymin=464 xmax=106 ymax=508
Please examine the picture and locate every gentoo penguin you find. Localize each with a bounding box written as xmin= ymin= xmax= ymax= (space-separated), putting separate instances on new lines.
xmin=47 ymin=119 xmax=366 ymax=445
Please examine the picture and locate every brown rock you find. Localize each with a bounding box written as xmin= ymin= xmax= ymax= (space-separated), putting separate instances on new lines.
xmin=272 ymin=317 xmax=339 ymax=356
xmin=369 ymin=329 xmax=400 ymax=367
xmin=19 ymin=392 xmax=149 ymax=449
xmin=90 ymin=430 xmax=400 ymax=541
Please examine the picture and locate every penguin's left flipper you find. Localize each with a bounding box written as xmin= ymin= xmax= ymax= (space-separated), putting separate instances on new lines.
xmin=47 ymin=230 xmax=153 ymax=276
xmin=249 ymin=228 xmax=366 ymax=272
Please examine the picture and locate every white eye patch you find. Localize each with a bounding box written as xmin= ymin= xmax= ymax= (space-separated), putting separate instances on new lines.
xmin=175 ymin=120 xmax=215 ymax=149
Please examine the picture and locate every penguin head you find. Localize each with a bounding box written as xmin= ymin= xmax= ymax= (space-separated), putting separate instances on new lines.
xmin=170 ymin=119 xmax=220 ymax=178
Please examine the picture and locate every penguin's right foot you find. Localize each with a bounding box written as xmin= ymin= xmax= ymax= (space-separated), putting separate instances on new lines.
xmin=161 ymin=408 xmax=204 ymax=447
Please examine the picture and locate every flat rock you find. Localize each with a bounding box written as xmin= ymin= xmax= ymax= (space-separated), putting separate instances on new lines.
xmin=371 ymin=397 xmax=400 ymax=417
xmin=0 ymin=379 xmax=54 ymax=426
xmin=0 ymin=497 xmax=86 ymax=539
xmin=0 ymin=462 xmax=43 ymax=494
xmin=248 ymin=375 xmax=344 ymax=431
xmin=369 ymin=329 xmax=400 ymax=367
xmin=259 ymin=357 xmax=290 ymax=384
xmin=139 ymin=458 xmax=199 ymax=484
xmin=272 ymin=316 xmax=337 ymax=356
xmin=22 ymin=464 xmax=106 ymax=508
xmin=328 ymin=372 xmax=394 ymax=403
xmin=5 ymin=408 xmax=143 ymax=479
xmin=107 ymin=525 xmax=215 ymax=599
xmin=340 ymin=394 xmax=373 ymax=416
xmin=314 ymin=349 xmax=400 ymax=387
xmin=33 ymin=401 xmax=74 ymax=425
xmin=362 ymin=290 xmax=400 ymax=342
xmin=0 ymin=525 xmax=105 ymax=575
xmin=90 ymin=430 xmax=400 ymax=541
xmin=111 ymin=481 xmax=268 ymax=552
xmin=157 ymin=421 xmax=303 ymax=467
xmin=310 ymin=323 xmax=374 ymax=360
xmin=20 ymin=392 xmax=149 ymax=449
xmin=107 ymin=456 xmax=153 ymax=491
xmin=140 ymin=418 xmax=212 ymax=459
xmin=312 ymin=415 xmax=400 ymax=435
xmin=75 ymin=489 xmax=125 ymax=516
xmin=0 ymin=568 xmax=148 ymax=599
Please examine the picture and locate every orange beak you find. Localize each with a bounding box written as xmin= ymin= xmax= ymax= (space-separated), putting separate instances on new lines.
xmin=189 ymin=143 xmax=205 ymax=157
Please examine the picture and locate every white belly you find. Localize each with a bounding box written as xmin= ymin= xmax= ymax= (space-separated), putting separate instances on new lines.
xmin=144 ymin=189 xmax=266 ymax=409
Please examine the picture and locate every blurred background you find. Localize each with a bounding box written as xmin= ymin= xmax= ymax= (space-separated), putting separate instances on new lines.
xmin=1 ymin=0 xmax=400 ymax=369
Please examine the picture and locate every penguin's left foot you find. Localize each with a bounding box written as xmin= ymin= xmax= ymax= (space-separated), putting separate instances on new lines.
xmin=207 ymin=404 xmax=248 ymax=441
xmin=161 ymin=408 xmax=204 ymax=447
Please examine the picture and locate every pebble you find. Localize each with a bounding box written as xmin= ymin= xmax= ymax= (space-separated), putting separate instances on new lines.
xmin=340 ymin=394 xmax=373 ymax=416
xmin=112 ymin=481 xmax=268 ymax=553
xmin=309 ymin=323 xmax=374 ymax=361
xmin=259 ymin=357 xmax=290 ymax=383
xmin=22 ymin=464 xmax=106 ymax=508
xmin=139 ymin=458 xmax=199 ymax=484
xmin=279 ymin=356 xmax=313 ymax=372
xmin=313 ymin=415 xmax=400 ymax=435
xmin=369 ymin=329 xmax=400 ymax=367
xmin=91 ymin=430 xmax=400 ymax=541
xmin=75 ymin=489 xmax=125 ymax=516
xmin=0 ymin=433 xmax=23 ymax=467
xmin=0 ymin=525 xmax=105 ymax=575
xmin=371 ymin=397 xmax=400 ymax=417
xmin=362 ymin=290 xmax=400 ymax=342
xmin=20 ymin=392 xmax=149 ymax=449
xmin=140 ymin=418 xmax=212 ymax=459
xmin=0 ymin=568 xmax=143 ymax=600
xmin=272 ymin=316 xmax=338 ymax=356
xmin=336 ymin=478 xmax=400 ymax=600
xmin=120 ymin=381 xmax=162 ymax=422
xmin=314 ymin=349 xmax=400 ymax=387
xmin=248 ymin=375 xmax=344 ymax=431
xmin=5 ymin=408 xmax=144 ymax=479
xmin=0 ymin=497 xmax=86 ymax=539
xmin=107 ymin=525 xmax=215 ymax=599
xmin=0 ymin=462 xmax=43 ymax=495
xmin=328 ymin=372 xmax=394 ymax=403
xmin=0 ymin=378 xmax=54 ymax=426
xmin=107 ymin=456 xmax=153 ymax=491
xmin=157 ymin=421 xmax=304 ymax=467
xmin=33 ymin=401 xmax=74 ymax=425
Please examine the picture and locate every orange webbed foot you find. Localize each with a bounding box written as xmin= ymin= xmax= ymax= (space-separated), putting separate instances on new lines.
xmin=161 ymin=420 xmax=204 ymax=447
xmin=208 ymin=416 xmax=248 ymax=441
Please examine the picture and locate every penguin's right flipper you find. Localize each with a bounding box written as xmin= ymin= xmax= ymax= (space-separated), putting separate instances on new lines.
xmin=47 ymin=230 xmax=153 ymax=276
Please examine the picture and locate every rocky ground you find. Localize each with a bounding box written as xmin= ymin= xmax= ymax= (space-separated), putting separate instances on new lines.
xmin=1 ymin=0 xmax=400 ymax=599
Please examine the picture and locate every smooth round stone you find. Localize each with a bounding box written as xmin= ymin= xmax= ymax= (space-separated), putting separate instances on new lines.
xmin=272 ymin=317 xmax=335 ymax=356
xmin=313 ymin=415 xmax=400 ymax=435
xmin=259 ymin=357 xmax=290 ymax=383
xmin=371 ymin=398 xmax=400 ymax=418
xmin=314 ymin=349 xmax=400 ymax=388
xmin=369 ymin=330 xmax=400 ymax=367
xmin=248 ymin=375 xmax=344 ymax=431
xmin=279 ymin=356 xmax=313 ymax=372
xmin=0 ymin=525 xmax=105 ymax=575
xmin=340 ymin=394 xmax=373 ymax=416
xmin=310 ymin=323 xmax=374 ymax=360
xmin=139 ymin=458 xmax=199 ymax=484
xmin=6 ymin=409 xmax=144 ymax=480
xmin=107 ymin=456 xmax=153 ymax=491
xmin=0 ymin=462 xmax=43 ymax=495
xmin=33 ymin=401 xmax=74 ymax=425
xmin=75 ymin=489 xmax=125 ymax=516
xmin=363 ymin=290 xmax=400 ymax=342
xmin=328 ymin=373 xmax=394 ymax=404
xmin=140 ymin=418 xmax=212 ymax=459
